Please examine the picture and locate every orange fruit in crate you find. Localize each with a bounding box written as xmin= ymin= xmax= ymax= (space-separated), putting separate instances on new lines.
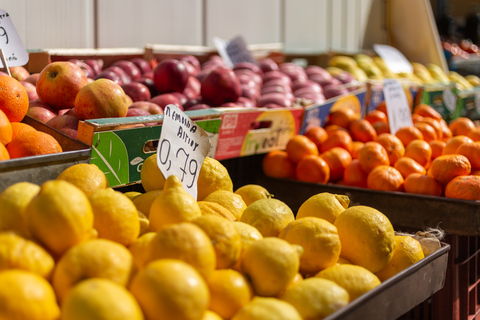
xmin=429 ymin=140 xmax=446 ymax=160
xmin=414 ymin=122 xmax=438 ymax=142
xmin=262 ymin=150 xmax=296 ymax=179
xmin=10 ymin=122 xmax=36 ymax=140
xmin=456 ymin=142 xmax=480 ymax=170
xmin=357 ymin=141 xmax=390 ymax=173
xmin=375 ymin=133 xmax=405 ymax=165
xmin=295 ymin=155 xmax=330 ymax=184
xmin=366 ymin=165 xmax=404 ymax=192
xmin=0 ymin=75 xmax=29 ymax=122
xmin=343 ymin=159 xmax=368 ymax=188
xmin=419 ymin=117 xmax=443 ymax=140
xmin=439 ymin=121 xmax=453 ymax=142
xmin=285 ymin=135 xmax=318 ymax=163
xmin=372 ymin=121 xmax=390 ymax=135
xmin=328 ymin=108 xmax=359 ymax=129
xmin=404 ymin=173 xmax=443 ymax=197
xmin=449 ymin=117 xmax=475 ymax=136
xmin=7 ymin=131 xmax=62 ymax=159
xmin=324 ymin=124 xmax=350 ymax=136
xmin=350 ymin=141 xmax=364 ymax=159
xmin=467 ymin=127 xmax=480 ymax=141
xmin=376 ymin=102 xmax=387 ymax=116
xmin=0 ymin=109 xmax=12 ymax=145
xmin=413 ymin=103 xmax=443 ymax=120
xmin=349 ymin=119 xmax=377 ymax=143
xmin=404 ymin=139 xmax=432 ymax=168
xmin=320 ymin=147 xmax=352 ymax=182
xmin=0 ymin=142 xmax=9 ymax=160
xmin=395 ymin=126 xmax=424 ymax=147
xmin=303 ymin=126 xmax=328 ymax=150
xmin=364 ymin=110 xmax=387 ymax=125
xmin=320 ymin=130 xmax=353 ymax=153
xmin=442 ymin=135 xmax=473 ymax=155
xmin=445 ymin=175 xmax=480 ymax=200
xmin=411 ymin=113 xmax=424 ymax=124
xmin=427 ymin=154 xmax=471 ymax=185
xmin=394 ymin=157 xmax=427 ymax=179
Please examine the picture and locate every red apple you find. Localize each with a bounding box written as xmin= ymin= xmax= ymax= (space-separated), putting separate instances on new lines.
xmin=333 ymin=71 xmax=355 ymax=84
xmin=143 ymin=71 xmax=154 ymax=80
xmin=104 ymin=66 xmax=132 ymax=84
xmin=323 ymin=84 xmax=349 ymax=99
xmin=200 ymin=66 xmax=241 ymax=106
xmin=149 ymin=93 xmax=183 ymax=111
xmin=233 ymin=62 xmax=263 ymax=76
xmin=261 ymin=85 xmax=292 ymax=95
xmin=294 ymin=87 xmax=323 ymax=97
xmin=259 ymin=58 xmax=279 ymax=73
xmin=220 ymin=102 xmax=244 ymax=108
xmin=112 ymin=60 xmax=142 ymax=81
xmin=129 ymin=101 xmax=164 ymax=114
xmin=170 ymin=92 xmax=188 ymax=106
xmin=95 ymin=69 xmax=123 ymax=85
xmin=183 ymin=98 xmax=208 ymax=110
xmin=121 ymin=82 xmax=151 ymax=102
xmin=74 ymin=78 xmax=129 ymax=120
xmin=68 ymin=59 xmax=95 ymax=78
xmin=196 ymin=68 xmax=213 ymax=83
xmin=126 ymin=107 xmax=152 ymax=117
xmin=24 ymin=73 xmax=40 ymax=86
xmin=306 ymin=65 xmax=330 ymax=77
xmin=20 ymin=81 xmax=38 ymax=101
xmin=263 ymin=71 xmax=292 ymax=87
xmin=256 ymin=92 xmax=293 ymax=108
xmin=153 ymin=59 xmax=190 ymax=93
xmin=180 ymin=55 xmax=201 ymax=74
xmin=130 ymin=58 xmax=152 ymax=75
xmin=27 ymin=99 xmax=57 ymax=123
xmin=135 ymin=77 xmax=157 ymax=96
xmin=234 ymin=69 xmax=263 ymax=87
xmin=36 ymin=61 xmax=89 ymax=110
xmin=84 ymin=59 xmax=103 ymax=77
xmin=46 ymin=114 xmax=79 ymax=140
xmin=241 ymin=85 xmax=261 ymax=100
xmin=183 ymin=76 xmax=201 ymax=99
xmin=184 ymin=103 xmax=211 ymax=111
xmin=9 ymin=66 xmax=30 ymax=81
xmin=237 ymin=96 xmax=256 ymax=108
xmin=58 ymin=107 xmax=77 ymax=116
xmin=292 ymin=79 xmax=322 ymax=93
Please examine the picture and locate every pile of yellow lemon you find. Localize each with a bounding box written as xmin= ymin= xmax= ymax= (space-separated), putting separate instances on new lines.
xmin=0 ymin=155 xmax=432 ymax=320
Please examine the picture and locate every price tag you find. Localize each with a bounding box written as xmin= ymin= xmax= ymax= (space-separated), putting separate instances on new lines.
xmin=443 ymin=88 xmax=457 ymax=112
xmin=213 ymin=35 xmax=257 ymax=68
xmin=373 ymin=44 xmax=413 ymax=74
xmin=157 ymin=104 xmax=211 ymax=200
xmin=475 ymin=91 xmax=480 ymax=114
xmin=383 ymin=79 xmax=413 ymax=135
xmin=0 ymin=10 xmax=28 ymax=67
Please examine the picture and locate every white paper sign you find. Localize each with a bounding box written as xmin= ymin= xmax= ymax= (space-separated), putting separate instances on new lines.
xmin=157 ymin=104 xmax=211 ymax=199
xmin=443 ymin=88 xmax=457 ymax=112
xmin=0 ymin=10 xmax=28 ymax=68
xmin=213 ymin=35 xmax=257 ymax=68
xmin=383 ymin=79 xmax=413 ymax=135
xmin=475 ymin=92 xmax=480 ymax=114
xmin=373 ymin=44 xmax=413 ymax=74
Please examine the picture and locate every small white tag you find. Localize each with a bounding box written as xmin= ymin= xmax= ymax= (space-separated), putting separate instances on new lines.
xmin=443 ymin=88 xmax=457 ymax=112
xmin=0 ymin=10 xmax=28 ymax=67
xmin=213 ymin=35 xmax=257 ymax=68
xmin=383 ymin=79 xmax=413 ymax=135
xmin=374 ymin=44 xmax=413 ymax=74
xmin=476 ymin=92 xmax=480 ymax=114
xmin=157 ymin=104 xmax=211 ymax=200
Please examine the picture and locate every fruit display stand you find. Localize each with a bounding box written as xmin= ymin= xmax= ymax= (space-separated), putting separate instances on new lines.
xmin=0 ymin=116 xmax=91 ymax=193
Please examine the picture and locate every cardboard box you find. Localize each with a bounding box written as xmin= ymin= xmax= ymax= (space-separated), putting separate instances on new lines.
xmin=77 ymin=109 xmax=222 ymax=188
xmin=300 ymin=88 xmax=367 ymax=134
xmin=414 ymin=84 xmax=456 ymax=121
xmin=365 ymin=80 xmax=420 ymax=113
xmin=214 ymin=107 xmax=304 ymax=161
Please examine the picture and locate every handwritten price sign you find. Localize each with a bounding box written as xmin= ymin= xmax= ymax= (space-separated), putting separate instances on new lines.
xmin=383 ymin=79 xmax=413 ymax=135
xmin=0 ymin=9 xmax=28 ymax=67
xmin=157 ymin=104 xmax=211 ymax=199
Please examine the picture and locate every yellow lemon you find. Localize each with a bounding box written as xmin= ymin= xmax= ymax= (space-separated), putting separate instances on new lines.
xmin=149 ymin=175 xmax=201 ymax=231
xmin=144 ymin=222 xmax=216 ymax=279
xmin=232 ymin=221 xmax=263 ymax=272
xmin=25 ymin=180 xmax=95 ymax=257
xmin=203 ymin=190 xmax=247 ymax=220
xmin=0 ymin=270 xmax=60 ymax=320
xmin=140 ymin=153 xmax=165 ymax=192
xmin=234 ymin=184 xmax=271 ymax=206
xmin=375 ymin=235 xmax=425 ymax=282
xmin=279 ymin=277 xmax=349 ymax=319
xmin=202 ymin=310 xmax=223 ymax=320
xmin=241 ymin=237 xmax=303 ymax=297
xmin=279 ymin=217 xmax=341 ymax=276
xmin=132 ymin=190 xmax=162 ymax=218
xmin=206 ymin=269 xmax=253 ymax=319
xmin=61 ymin=278 xmax=144 ymax=320
xmin=52 ymin=239 xmax=134 ymax=304
xmin=89 ymin=188 xmax=140 ymax=246
xmin=192 ymin=215 xmax=242 ymax=269
xmin=0 ymin=232 xmax=54 ymax=280
xmin=197 ymin=157 xmax=234 ymax=201
xmin=337 ymin=257 xmax=352 ymax=265
xmin=56 ymin=163 xmax=109 ymax=196
xmin=129 ymin=259 xmax=209 ymax=320
xmin=296 ymin=192 xmax=350 ymax=224
xmin=232 ymin=297 xmax=302 ymax=320
xmin=198 ymin=201 xmax=237 ymax=221
xmin=128 ymin=232 xmax=157 ymax=271
xmin=137 ymin=210 xmax=150 ymax=237
xmin=316 ymin=264 xmax=381 ymax=301
xmin=334 ymin=205 xmax=396 ymax=273
xmin=240 ymin=198 xmax=295 ymax=237
xmin=124 ymin=191 xmax=142 ymax=201
xmin=0 ymin=182 xmax=39 ymax=236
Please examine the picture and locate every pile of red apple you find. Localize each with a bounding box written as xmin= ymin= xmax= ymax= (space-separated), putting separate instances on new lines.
xmin=16 ymin=54 xmax=357 ymax=140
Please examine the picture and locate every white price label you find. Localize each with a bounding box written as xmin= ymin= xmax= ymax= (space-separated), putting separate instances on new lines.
xmin=0 ymin=10 xmax=28 ymax=67
xmin=443 ymin=88 xmax=457 ymax=112
xmin=157 ymin=104 xmax=211 ymax=200
xmin=213 ymin=35 xmax=256 ymax=68
xmin=383 ymin=79 xmax=413 ymax=135
xmin=373 ymin=44 xmax=413 ymax=74
xmin=476 ymin=92 xmax=480 ymax=114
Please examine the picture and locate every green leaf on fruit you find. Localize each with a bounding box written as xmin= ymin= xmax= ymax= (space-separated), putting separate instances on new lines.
xmin=90 ymin=131 xmax=129 ymax=187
